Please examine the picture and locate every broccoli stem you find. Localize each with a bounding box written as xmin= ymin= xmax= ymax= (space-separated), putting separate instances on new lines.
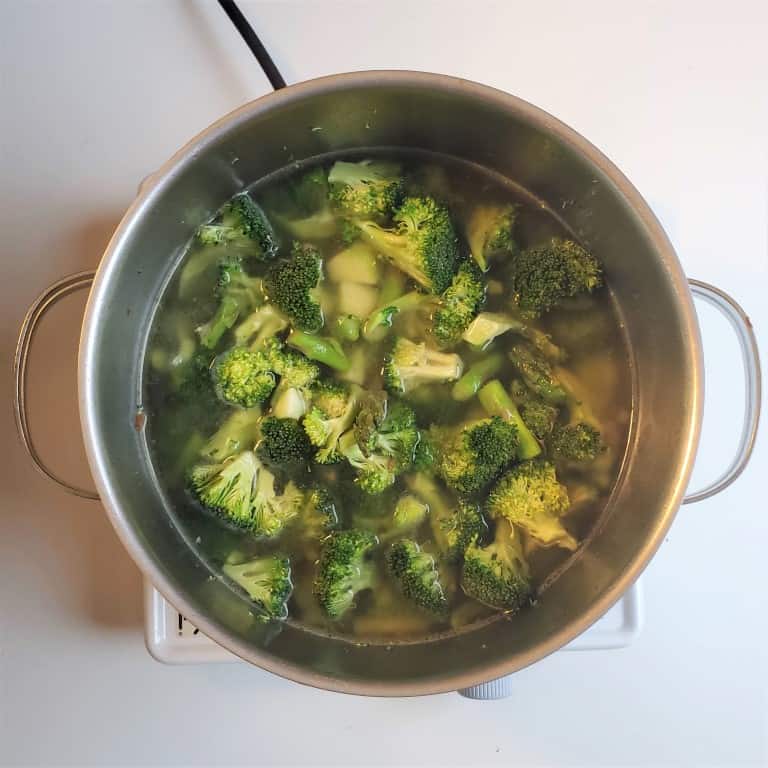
xmin=198 ymin=295 xmax=241 ymax=349
xmin=363 ymin=291 xmax=427 ymax=342
xmin=334 ymin=314 xmax=361 ymax=342
xmin=287 ymin=330 xmax=350 ymax=372
xmin=452 ymin=354 xmax=504 ymax=401
xmin=478 ymin=380 xmax=541 ymax=459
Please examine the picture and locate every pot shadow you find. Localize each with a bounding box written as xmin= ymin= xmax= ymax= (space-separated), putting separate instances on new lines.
xmin=4 ymin=211 xmax=145 ymax=631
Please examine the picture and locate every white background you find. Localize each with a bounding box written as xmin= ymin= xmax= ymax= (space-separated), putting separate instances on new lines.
xmin=1 ymin=1 xmax=766 ymax=765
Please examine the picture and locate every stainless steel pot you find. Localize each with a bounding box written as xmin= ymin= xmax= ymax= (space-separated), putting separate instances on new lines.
xmin=14 ymin=72 xmax=761 ymax=698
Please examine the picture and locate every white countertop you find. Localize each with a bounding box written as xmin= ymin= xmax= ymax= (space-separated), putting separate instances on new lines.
xmin=1 ymin=2 xmax=766 ymax=765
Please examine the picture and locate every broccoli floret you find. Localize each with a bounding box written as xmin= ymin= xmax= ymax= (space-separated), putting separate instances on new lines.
xmin=478 ymin=380 xmax=542 ymax=460
xmin=434 ymin=417 xmax=519 ymax=494
xmin=451 ymin=353 xmax=504 ymax=401
xmin=258 ymin=416 xmax=313 ymax=464
xmin=411 ymin=432 xmax=437 ymax=472
xmin=314 ymin=529 xmax=378 ymax=619
xmin=212 ymin=347 xmax=276 ymax=407
xmin=233 ymin=304 xmax=288 ymax=347
xmin=510 ymin=237 xmax=603 ymax=317
xmin=461 ymin=519 xmax=531 ymax=612
xmin=197 ymin=260 xmax=265 ymax=350
xmin=405 ymin=473 xmax=486 ymax=562
xmin=265 ymin=242 xmax=324 ymax=332
xmin=358 ymin=196 xmax=460 ymax=294
xmin=509 ymin=379 xmax=559 ymax=441
xmin=188 ymin=450 xmax=258 ymax=524
xmin=549 ymin=422 xmax=605 ymax=463
xmin=335 ymin=393 xmax=419 ymax=494
xmin=431 ymin=499 xmax=487 ymax=563
xmin=462 ymin=311 xmax=565 ymax=362
xmin=487 ymin=460 xmax=576 ymax=550
xmin=188 ymin=450 xmax=303 ymax=537
xmin=262 ymin=338 xmax=320 ymax=392
xmin=328 ymin=159 xmax=404 ymax=220
xmin=465 ymin=204 xmax=518 ymax=272
xmin=383 ymin=337 xmax=464 ymax=393
xmin=196 ymin=193 xmax=278 ymax=261
xmin=299 ymin=486 xmax=339 ymax=543
xmin=222 ymin=554 xmax=292 ymax=621
xmin=351 ymin=392 xmax=420 ymax=475
xmin=286 ymin=330 xmax=350 ymax=371
xmin=249 ymin=470 xmax=304 ymax=538
xmin=363 ymin=290 xmax=435 ymax=342
xmin=386 ymin=539 xmax=448 ymax=615
xmin=302 ymin=380 xmax=361 ymax=463
xmin=432 ymin=261 xmax=486 ymax=345
xmin=508 ymin=343 xmax=567 ymax=405
xmin=200 ymin=408 xmax=263 ymax=461
xmin=338 ymin=431 xmax=397 ymax=494
xmin=391 ymin=493 xmax=429 ymax=535
xmin=261 ymin=167 xmax=337 ymax=240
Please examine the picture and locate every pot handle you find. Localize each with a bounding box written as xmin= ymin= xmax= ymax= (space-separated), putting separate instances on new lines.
xmin=14 ymin=270 xmax=100 ymax=500
xmin=683 ymin=279 xmax=761 ymax=504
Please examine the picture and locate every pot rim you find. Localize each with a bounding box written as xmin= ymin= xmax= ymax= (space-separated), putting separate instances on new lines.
xmin=78 ymin=70 xmax=703 ymax=696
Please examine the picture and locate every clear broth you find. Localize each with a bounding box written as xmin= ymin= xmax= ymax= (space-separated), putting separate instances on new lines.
xmin=144 ymin=151 xmax=633 ymax=643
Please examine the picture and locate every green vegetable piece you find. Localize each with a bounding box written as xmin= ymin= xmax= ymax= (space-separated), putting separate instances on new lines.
xmin=328 ymin=159 xmax=404 ymax=220
xmin=314 ymin=529 xmax=378 ymax=619
xmin=391 ymin=493 xmax=429 ymax=536
xmin=509 ymin=379 xmax=558 ymax=441
xmin=334 ymin=314 xmax=362 ymax=342
xmin=299 ymin=486 xmax=339 ymax=543
xmin=465 ymin=203 xmax=518 ymax=272
xmin=196 ymin=193 xmax=278 ymax=261
xmin=549 ymin=422 xmax=605 ymax=463
xmin=258 ymin=416 xmax=313 ymax=465
xmin=508 ymin=343 xmax=567 ymax=405
xmin=510 ymin=237 xmax=603 ymax=317
xmin=302 ymin=380 xmax=361 ymax=463
xmin=197 ymin=260 xmax=265 ymax=350
xmin=212 ymin=347 xmax=276 ymax=408
xmin=265 ymin=242 xmax=324 ymax=333
xmin=363 ymin=290 xmax=434 ymax=342
xmin=223 ymin=554 xmax=292 ymax=622
xmin=383 ymin=337 xmax=463 ymax=393
xmin=461 ymin=519 xmax=531 ymax=611
xmin=435 ymin=417 xmax=519 ymax=494
xmin=477 ymin=380 xmax=541 ymax=460
xmin=431 ymin=499 xmax=487 ymax=563
xmin=233 ymin=305 xmax=288 ymax=347
xmin=188 ymin=451 xmax=303 ymax=538
xmin=451 ymin=353 xmax=504 ymax=401
xmin=386 ymin=539 xmax=448 ymax=615
xmin=487 ymin=460 xmax=576 ymax=550
xmin=287 ymin=330 xmax=350 ymax=371
xmin=462 ymin=311 xmax=565 ymax=362
xmin=358 ymin=195 xmax=460 ymax=294
xmin=432 ymin=261 xmax=486 ymax=345
xmin=336 ymin=394 xmax=418 ymax=494
xmin=200 ymin=407 xmax=263 ymax=462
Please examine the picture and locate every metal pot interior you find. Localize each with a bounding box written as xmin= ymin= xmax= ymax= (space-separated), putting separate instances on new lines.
xmin=79 ymin=72 xmax=701 ymax=695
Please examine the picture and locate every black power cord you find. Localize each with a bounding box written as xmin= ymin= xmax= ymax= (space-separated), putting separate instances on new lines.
xmin=217 ymin=0 xmax=286 ymax=90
